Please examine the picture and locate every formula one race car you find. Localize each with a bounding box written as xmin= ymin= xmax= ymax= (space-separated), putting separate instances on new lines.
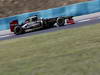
xmin=10 ymin=15 xmax=75 ymax=35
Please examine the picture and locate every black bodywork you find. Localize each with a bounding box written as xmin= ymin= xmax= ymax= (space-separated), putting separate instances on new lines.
xmin=10 ymin=15 xmax=73 ymax=35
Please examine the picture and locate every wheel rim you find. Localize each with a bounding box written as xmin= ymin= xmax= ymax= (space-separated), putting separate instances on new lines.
xmin=14 ymin=27 xmax=22 ymax=34
xmin=57 ymin=18 xmax=65 ymax=26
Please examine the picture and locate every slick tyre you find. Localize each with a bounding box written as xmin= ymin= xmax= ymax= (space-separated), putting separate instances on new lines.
xmin=57 ymin=17 xmax=65 ymax=26
xmin=14 ymin=26 xmax=25 ymax=35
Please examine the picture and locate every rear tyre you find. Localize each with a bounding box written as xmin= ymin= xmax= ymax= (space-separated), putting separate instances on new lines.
xmin=57 ymin=17 xmax=65 ymax=26
xmin=14 ymin=26 xmax=25 ymax=35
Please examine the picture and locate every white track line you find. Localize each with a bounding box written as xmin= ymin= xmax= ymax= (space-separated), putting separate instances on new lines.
xmin=77 ymin=19 xmax=91 ymax=23
xmin=0 ymin=35 xmax=11 ymax=38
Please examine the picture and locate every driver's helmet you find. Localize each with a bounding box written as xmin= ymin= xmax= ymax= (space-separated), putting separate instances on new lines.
xmin=30 ymin=15 xmax=38 ymax=21
xmin=25 ymin=19 xmax=30 ymax=24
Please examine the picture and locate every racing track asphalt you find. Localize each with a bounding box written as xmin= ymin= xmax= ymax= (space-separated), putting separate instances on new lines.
xmin=0 ymin=17 xmax=100 ymax=41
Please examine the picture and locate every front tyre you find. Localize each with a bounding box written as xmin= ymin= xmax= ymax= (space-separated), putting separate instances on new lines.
xmin=14 ymin=26 xmax=25 ymax=35
xmin=57 ymin=17 xmax=65 ymax=26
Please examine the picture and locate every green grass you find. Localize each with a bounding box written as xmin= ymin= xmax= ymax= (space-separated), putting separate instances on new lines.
xmin=0 ymin=24 xmax=100 ymax=75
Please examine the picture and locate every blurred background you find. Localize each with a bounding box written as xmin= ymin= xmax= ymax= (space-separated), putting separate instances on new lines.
xmin=0 ymin=0 xmax=88 ymax=18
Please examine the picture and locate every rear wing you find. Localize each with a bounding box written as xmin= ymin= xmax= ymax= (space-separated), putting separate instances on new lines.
xmin=10 ymin=20 xmax=19 ymax=32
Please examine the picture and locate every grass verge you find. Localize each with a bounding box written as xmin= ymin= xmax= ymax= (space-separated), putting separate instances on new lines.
xmin=0 ymin=24 xmax=100 ymax=75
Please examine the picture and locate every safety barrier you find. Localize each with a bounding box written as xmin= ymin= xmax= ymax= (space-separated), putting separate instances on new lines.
xmin=0 ymin=0 xmax=100 ymax=31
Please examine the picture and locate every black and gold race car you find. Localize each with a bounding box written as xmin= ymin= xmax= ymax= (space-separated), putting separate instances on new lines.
xmin=10 ymin=15 xmax=74 ymax=35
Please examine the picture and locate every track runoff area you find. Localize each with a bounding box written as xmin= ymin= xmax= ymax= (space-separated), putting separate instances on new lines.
xmin=0 ymin=14 xmax=100 ymax=41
